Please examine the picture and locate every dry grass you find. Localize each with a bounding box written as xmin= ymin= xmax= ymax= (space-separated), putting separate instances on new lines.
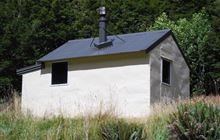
xmin=190 ymin=95 xmax=220 ymax=105
xmin=3 ymin=93 xmax=220 ymax=119
xmin=0 ymin=91 xmax=21 ymax=112
xmin=149 ymin=95 xmax=220 ymax=118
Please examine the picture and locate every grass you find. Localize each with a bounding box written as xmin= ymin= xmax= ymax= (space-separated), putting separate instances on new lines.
xmin=0 ymin=95 xmax=220 ymax=140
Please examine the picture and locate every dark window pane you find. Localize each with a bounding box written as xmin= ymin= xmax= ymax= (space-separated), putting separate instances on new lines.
xmin=52 ymin=62 xmax=67 ymax=84
xmin=162 ymin=59 xmax=170 ymax=84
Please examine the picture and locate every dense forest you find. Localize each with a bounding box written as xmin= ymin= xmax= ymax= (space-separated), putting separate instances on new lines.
xmin=0 ymin=0 xmax=219 ymax=99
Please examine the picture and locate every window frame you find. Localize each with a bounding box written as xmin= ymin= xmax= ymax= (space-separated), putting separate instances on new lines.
xmin=51 ymin=62 xmax=68 ymax=85
xmin=161 ymin=57 xmax=171 ymax=86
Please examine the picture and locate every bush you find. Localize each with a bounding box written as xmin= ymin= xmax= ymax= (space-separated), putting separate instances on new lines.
xmin=168 ymin=101 xmax=220 ymax=140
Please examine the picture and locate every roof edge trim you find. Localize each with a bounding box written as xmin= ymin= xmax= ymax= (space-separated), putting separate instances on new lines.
xmin=16 ymin=64 xmax=41 ymax=75
xmin=145 ymin=29 xmax=171 ymax=53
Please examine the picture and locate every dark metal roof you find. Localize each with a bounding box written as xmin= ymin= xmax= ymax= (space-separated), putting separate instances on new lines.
xmin=17 ymin=29 xmax=190 ymax=75
xmin=16 ymin=64 xmax=41 ymax=75
xmin=38 ymin=29 xmax=171 ymax=62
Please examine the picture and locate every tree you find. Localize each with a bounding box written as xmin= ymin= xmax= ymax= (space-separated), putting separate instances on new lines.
xmin=149 ymin=11 xmax=220 ymax=94
xmin=205 ymin=0 xmax=220 ymax=94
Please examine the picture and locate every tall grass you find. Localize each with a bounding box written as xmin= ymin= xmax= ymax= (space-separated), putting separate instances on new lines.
xmin=0 ymin=111 xmax=146 ymax=139
xmin=0 ymin=94 xmax=220 ymax=140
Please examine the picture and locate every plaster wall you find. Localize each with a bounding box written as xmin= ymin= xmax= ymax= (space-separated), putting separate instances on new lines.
xmin=149 ymin=35 xmax=190 ymax=104
xmin=21 ymin=52 xmax=150 ymax=117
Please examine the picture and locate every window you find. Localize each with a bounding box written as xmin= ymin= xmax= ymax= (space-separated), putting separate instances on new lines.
xmin=162 ymin=59 xmax=170 ymax=84
xmin=52 ymin=62 xmax=67 ymax=85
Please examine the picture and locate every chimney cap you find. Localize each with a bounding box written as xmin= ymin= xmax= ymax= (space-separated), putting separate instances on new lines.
xmin=98 ymin=7 xmax=106 ymax=16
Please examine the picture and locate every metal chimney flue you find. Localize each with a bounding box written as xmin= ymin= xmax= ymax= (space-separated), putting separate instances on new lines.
xmin=98 ymin=7 xmax=107 ymax=43
xmin=94 ymin=7 xmax=112 ymax=49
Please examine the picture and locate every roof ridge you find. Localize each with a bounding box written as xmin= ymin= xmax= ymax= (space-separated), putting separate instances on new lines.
xmin=67 ymin=29 xmax=171 ymax=42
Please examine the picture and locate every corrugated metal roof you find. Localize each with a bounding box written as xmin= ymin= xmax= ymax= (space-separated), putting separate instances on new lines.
xmin=38 ymin=29 xmax=171 ymax=62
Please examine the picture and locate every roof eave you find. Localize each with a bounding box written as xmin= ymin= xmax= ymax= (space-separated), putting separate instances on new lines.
xmin=16 ymin=64 xmax=42 ymax=75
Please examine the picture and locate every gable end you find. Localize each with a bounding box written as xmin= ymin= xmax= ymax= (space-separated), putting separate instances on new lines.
xmin=146 ymin=30 xmax=190 ymax=71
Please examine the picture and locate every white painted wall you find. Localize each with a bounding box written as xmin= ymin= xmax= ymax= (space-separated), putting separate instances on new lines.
xmin=22 ymin=52 xmax=150 ymax=117
xmin=149 ymin=35 xmax=190 ymax=104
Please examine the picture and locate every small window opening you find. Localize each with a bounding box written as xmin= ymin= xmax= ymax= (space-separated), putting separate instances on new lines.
xmin=162 ymin=59 xmax=170 ymax=84
xmin=52 ymin=62 xmax=67 ymax=85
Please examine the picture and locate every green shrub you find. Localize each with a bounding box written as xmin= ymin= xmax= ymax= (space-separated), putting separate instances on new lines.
xmin=168 ymin=102 xmax=220 ymax=140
